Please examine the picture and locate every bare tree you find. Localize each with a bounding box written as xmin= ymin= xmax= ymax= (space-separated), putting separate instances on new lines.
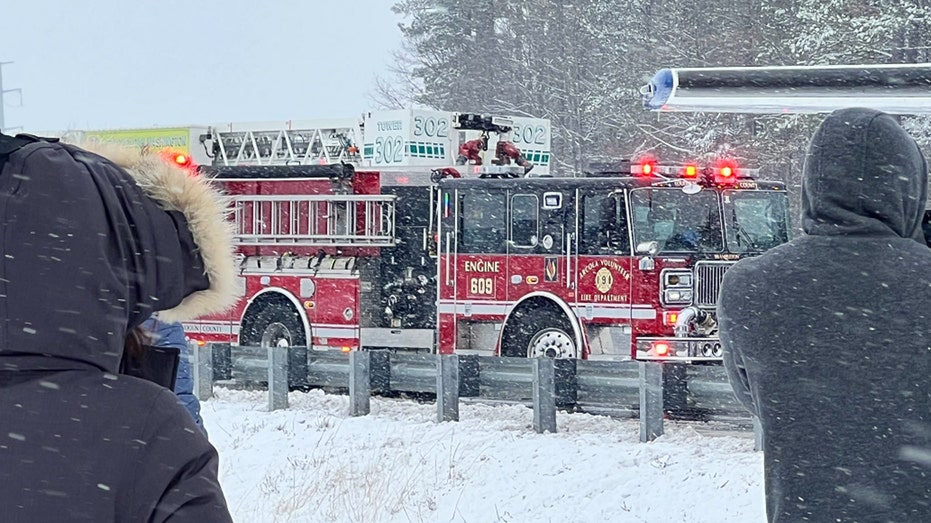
xmin=368 ymin=43 xmax=425 ymax=109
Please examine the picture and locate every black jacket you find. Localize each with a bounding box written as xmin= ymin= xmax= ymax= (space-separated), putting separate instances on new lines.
xmin=719 ymin=108 xmax=931 ymax=523
xmin=0 ymin=137 xmax=237 ymax=521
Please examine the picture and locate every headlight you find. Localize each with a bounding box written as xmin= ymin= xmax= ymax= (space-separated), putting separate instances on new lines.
xmin=661 ymin=269 xmax=693 ymax=306
xmin=664 ymin=289 xmax=692 ymax=303
xmin=663 ymin=271 xmax=692 ymax=287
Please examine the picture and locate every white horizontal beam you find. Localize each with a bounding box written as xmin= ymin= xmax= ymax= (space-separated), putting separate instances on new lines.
xmin=642 ymin=64 xmax=931 ymax=115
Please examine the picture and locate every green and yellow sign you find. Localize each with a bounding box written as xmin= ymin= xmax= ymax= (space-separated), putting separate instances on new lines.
xmin=83 ymin=127 xmax=191 ymax=153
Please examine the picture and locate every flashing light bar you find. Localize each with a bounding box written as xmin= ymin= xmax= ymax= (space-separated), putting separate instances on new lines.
xmin=641 ymin=63 xmax=931 ymax=115
xmin=629 ymin=161 xmax=758 ymax=178
xmin=631 ymin=162 xmax=691 ymax=176
xmin=473 ymin=165 xmax=525 ymax=176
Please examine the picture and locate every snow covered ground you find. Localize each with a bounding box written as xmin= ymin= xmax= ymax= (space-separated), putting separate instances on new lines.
xmin=205 ymin=387 xmax=764 ymax=522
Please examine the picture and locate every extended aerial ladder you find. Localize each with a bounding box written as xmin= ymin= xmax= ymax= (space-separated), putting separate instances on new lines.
xmin=199 ymin=109 xmax=552 ymax=174
xmin=203 ymin=118 xmax=365 ymax=166
xmin=197 ymin=110 xmax=553 ymax=249
xmin=641 ymin=63 xmax=931 ymax=115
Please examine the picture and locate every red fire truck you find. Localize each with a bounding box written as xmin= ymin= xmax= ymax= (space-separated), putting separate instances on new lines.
xmin=436 ymin=160 xmax=790 ymax=362
xmin=48 ymin=110 xmax=790 ymax=386
xmin=178 ymin=109 xmax=553 ymax=386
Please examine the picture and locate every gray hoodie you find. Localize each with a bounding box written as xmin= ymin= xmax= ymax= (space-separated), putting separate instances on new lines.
xmin=719 ymin=108 xmax=931 ymax=523
xmin=0 ymin=137 xmax=237 ymax=522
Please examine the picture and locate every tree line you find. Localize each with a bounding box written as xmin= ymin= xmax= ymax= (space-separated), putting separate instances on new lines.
xmin=373 ymin=0 xmax=931 ymax=212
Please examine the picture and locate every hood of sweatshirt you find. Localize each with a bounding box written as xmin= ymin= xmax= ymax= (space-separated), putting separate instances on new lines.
xmin=801 ymin=107 xmax=928 ymax=242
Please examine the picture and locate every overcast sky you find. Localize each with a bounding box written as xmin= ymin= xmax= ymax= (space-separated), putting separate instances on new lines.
xmin=1 ymin=1 xmax=405 ymax=132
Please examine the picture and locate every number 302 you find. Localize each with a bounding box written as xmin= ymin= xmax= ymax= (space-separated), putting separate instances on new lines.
xmin=375 ymin=136 xmax=403 ymax=164
xmin=469 ymin=277 xmax=493 ymax=295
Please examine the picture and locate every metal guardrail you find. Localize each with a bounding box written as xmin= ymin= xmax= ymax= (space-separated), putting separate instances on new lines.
xmin=192 ymin=343 xmax=761 ymax=446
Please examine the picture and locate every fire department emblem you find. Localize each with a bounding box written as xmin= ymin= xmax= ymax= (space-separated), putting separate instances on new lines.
xmin=595 ymin=267 xmax=614 ymax=293
xmin=544 ymin=257 xmax=558 ymax=282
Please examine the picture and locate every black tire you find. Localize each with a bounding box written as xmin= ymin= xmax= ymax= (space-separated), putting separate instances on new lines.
xmin=241 ymin=303 xmax=308 ymax=390
xmin=501 ymin=307 xmax=577 ymax=359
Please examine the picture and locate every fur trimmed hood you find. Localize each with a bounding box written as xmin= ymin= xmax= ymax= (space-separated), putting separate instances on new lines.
xmin=0 ymin=135 xmax=238 ymax=373
xmin=81 ymin=143 xmax=239 ymax=323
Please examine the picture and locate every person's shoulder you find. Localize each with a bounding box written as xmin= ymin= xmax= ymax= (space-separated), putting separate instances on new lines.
xmin=74 ymin=372 xmax=182 ymax=413
xmin=57 ymin=373 xmax=199 ymax=444
xmin=110 ymin=377 xmax=207 ymax=441
xmin=719 ymin=240 xmax=803 ymax=298
xmin=890 ymin=237 xmax=931 ymax=270
xmin=725 ymin=240 xmax=797 ymax=277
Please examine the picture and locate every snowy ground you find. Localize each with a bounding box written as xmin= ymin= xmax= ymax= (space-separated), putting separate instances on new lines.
xmin=205 ymin=388 xmax=764 ymax=523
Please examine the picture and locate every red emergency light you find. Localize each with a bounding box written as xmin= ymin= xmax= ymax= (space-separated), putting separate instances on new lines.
xmin=159 ymin=149 xmax=197 ymax=173
xmin=630 ymin=158 xmax=658 ymax=177
xmin=173 ymin=153 xmax=191 ymax=167
xmin=653 ymin=341 xmax=671 ymax=356
xmin=713 ymin=161 xmax=739 ymax=185
xmin=683 ymin=164 xmax=698 ymax=178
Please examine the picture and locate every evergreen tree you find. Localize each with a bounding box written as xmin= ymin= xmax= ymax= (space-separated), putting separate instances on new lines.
xmin=382 ymin=0 xmax=931 ymax=196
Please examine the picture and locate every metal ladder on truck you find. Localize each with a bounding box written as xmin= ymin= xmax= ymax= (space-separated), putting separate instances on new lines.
xmin=202 ymin=164 xmax=397 ymax=248
xmin=204 ymin=118 xmax=364 ymax=166
xmin=232 ymin=193 xmax=396 ymax=247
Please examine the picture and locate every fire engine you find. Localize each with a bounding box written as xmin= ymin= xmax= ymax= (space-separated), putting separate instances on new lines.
xmin=31 ymin=111 xmax=549 ymax=370
xmin=180 ymin=109 xmax=553 ymax=386
xmin=436 ymin=159 xmax=790 ymax=362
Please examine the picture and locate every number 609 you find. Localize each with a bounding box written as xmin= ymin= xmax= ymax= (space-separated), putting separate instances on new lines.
xmin=469 ymin=277 xmax=493 ymax=295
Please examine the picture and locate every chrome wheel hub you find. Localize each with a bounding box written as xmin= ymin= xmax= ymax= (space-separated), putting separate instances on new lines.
xmin=528 ymin=329 xmax=577 ymax=359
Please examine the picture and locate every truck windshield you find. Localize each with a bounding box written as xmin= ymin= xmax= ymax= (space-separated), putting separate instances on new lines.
xmin=630 ymin=188 xmax=723 ymax=253
xmin=722 ymin=190 xmax=790 ymax=253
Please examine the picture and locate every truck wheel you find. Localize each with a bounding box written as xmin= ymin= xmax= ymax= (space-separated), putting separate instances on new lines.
xmin=506 ymin=308 xmax=578 ymax=359
xmin=248 ymin=306 xmax=308 ymax=389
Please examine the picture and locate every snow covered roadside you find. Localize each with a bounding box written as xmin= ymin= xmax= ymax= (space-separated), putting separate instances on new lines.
xmin=204 ymin=388 xmax=764 ymax=522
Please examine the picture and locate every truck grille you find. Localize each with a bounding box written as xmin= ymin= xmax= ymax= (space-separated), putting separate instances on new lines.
xmin=694 ymin=261 xmax=735 ymax=308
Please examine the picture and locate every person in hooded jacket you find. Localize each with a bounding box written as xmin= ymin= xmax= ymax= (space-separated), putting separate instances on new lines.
xmin=718 ymin=108 xmax=931 ymax=522
xmin=0 ymin=134 xmax=238 ymax=522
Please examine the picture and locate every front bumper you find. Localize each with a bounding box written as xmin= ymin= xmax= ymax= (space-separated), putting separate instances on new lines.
xmin=635 ymin=336 xmax=723 ymax=363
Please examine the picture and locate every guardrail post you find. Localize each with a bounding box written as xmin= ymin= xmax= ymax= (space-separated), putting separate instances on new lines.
xmin=267 ymin=345 xmax=289 ymax=411
xmin=532 ymin=358 xmax=557 ymax=434
xmin=436 ymin=354 xmax=460 ymax=422
xmin=639 ymin=361 xmax=664 ymax=442
xmin=349 ymin=350 xmax=371 ymax=416
xmin=192 ymin=342 xmax=214 ymax=401
xmin=753 ymin=416 xmax=764 ymax=452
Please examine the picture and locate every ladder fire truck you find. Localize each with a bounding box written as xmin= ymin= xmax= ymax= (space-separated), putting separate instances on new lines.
xmin=50 ymin=109 xmax=792 ymax=382
xmin=179 ymin=109 xmax=553 ymax=386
